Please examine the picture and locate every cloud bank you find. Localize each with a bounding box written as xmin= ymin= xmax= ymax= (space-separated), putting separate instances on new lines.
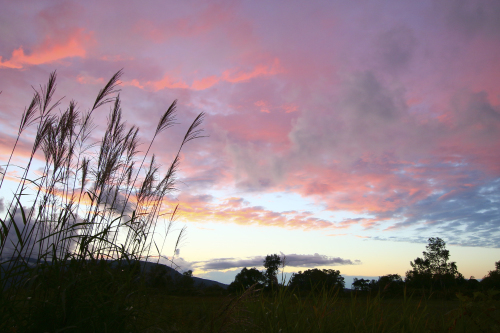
xmin=0 ymin=0 xmax=499 ymax=249
xmin=191 ymin=253 xmax=359 ymax=271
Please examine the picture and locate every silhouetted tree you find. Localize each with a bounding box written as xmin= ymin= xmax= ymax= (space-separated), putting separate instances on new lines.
xmin=289 ymin=268 xmax=344 ymax=292
xmin=175 ymin=270 xmax=194 ymax=293
xmin=370 ymin=274 xmax=404 ymax=294
xmin=405 ymin=237 xmax=463 ymax=290
xmin=352 ymin=278 xmax=371 ymax=291
xmin=263 ymin=254 xmax=283 ymax=287
xmin=481 ymin=260 xmax=500 ymax=290
xmin=146 ymin=264 xmax=173 ymax=289
xmin=228 ymin=267 xmax=266 ymax=292
xmin=466 ymin=276 xmax=480 ymax=291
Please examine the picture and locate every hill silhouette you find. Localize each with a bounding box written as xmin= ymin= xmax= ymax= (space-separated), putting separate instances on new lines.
xmin=0 ymin=257 xmax=227 ymax=290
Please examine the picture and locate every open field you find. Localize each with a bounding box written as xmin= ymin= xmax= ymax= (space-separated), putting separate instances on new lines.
xmin=134 ymin=288 xmax=500 ymax=333
xmin=3 ymin=257 xmax=499 ymax=333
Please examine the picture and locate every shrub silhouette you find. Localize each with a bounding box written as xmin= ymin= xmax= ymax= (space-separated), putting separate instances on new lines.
xmin=481 ymin=260 xmax=500 ymax=290
xmin=228 ymin=267 xmax=266 ymax=292
xmin=289 ymin=268 xmax=344 ymax=293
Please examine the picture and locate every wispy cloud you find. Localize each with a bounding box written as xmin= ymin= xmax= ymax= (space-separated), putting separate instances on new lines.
xmin=164 ymin=193 xmax=335 ymax=230
xmin=190 ymin=253 xmax=359 ymax=271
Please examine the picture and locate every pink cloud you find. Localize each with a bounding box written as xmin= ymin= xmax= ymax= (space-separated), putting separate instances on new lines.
xmin=222 ymin=58 xmax=283 ymax=83
xmin=0 ymin=29 xmax=91 ymax=69
xmin=149 ymin=74 xmax=190 ymax=91
xmin=282 ymin=104 xmax=298 ymax=113
xmin=0 ymin=133 xmax=39 ymax=162
xmin=132 ymin=3 xmax=233 ymax=43
xmin=1 ymin=0 xmax=500 ymax=246
xmin=255 ymin=100 xmax=270 ymax=113
xmin=191 ymin=75 xmax=219 ymax=90
xmin=130 ymin=58 xmax=283 ymax=92
xmin=74 ymin=56 xmax=283 ymax=93
xmin=76 ymin=74 xmax=105 ymax=85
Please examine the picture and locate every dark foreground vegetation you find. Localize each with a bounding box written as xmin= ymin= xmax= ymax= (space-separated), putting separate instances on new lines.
xmin=1 ymin=72 xmax=499 ymax=332
xmin=4 ymin=256 xmax=500 ymax=332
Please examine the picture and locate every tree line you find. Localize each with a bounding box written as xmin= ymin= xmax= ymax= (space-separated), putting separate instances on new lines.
xmin=228 ymin=238 xmax=500 ymax=296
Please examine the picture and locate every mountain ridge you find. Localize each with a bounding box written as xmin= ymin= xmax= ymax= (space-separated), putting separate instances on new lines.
xmin=0 ymin=257 xmax=228 ymax=290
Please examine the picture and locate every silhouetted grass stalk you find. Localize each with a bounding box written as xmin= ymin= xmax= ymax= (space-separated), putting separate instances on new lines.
xmin=0 ymin=70 xmax=204 ymax=332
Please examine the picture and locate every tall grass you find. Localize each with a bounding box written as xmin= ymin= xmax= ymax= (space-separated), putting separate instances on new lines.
xmin=137 ymin=286 xmax=456 ymax=332
xmin=0 ymin=70 xmax=204 ymax=332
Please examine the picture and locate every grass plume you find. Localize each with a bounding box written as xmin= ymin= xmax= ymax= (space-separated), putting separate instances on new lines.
xmin=0 ymin=70 xmax=204 ymax=332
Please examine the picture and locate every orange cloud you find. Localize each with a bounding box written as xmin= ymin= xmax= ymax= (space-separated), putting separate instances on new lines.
xmin=187 ymin=59 xmax=283 ymax=91
xmin=0 ymin=135 xmax=39 ymax=162
xmin=290 ymin=162 xmax=436 ymax=216
xmin=77 ymin=74 xmax=105 ymax=85
xmin=149 ymin=75 xmax=190 ymax=91
xmin=255 ymin=100 xmax=270 ymax=113
xmin=192 ymin=75 xmax=219 ymax=90
xmin=92 ymin=57 xmax=283 ymax=93
xmin=160 ymin=193 xmax=335 ymax=231
xmin=330 ymin=219 xmax=362 ymax=229
xmin=144 ymin=59 xmax=283 ymax=92
xmin=222 ymin=58 xmax=283 ymax=83
xmin=76 ymin=74 xmax=147 ymax=90
xmin=123 ymin=79 xmax=144 ymax=89
xmin=282 ymin=104 xmax=298 ymax=113
xmin=0 ymin=29 xmax=91 ymax=69
xmin=212 ymin=108 xmax=294 ymax=145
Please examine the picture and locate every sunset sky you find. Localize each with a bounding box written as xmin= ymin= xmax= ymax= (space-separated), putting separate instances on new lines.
xmin=1 ymin=0 xmax=499 ymax=286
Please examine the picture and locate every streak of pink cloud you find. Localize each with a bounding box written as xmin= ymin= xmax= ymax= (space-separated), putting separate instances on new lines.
xmin=0 ymin=29 xmax=91 ymax=69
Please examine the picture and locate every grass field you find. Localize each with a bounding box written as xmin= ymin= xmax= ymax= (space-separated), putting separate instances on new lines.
xmin=4 ymin=272 xmax=500 ymax=333
xmin=105 ymin=286 xmax=500 ymax=332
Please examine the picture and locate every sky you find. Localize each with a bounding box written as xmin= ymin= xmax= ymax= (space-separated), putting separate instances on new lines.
xmin=1 ymin=0 xmax=499 ymax=286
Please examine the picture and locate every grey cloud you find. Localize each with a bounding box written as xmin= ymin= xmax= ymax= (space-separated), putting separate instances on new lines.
xmin=228 ymin=69 xmax=445 ymax=193
xmin=192 ymin=253 xmax=359 ymax=271
xmin=342 ymin=71 xmax=404 ymax=121
xmin=286 ymin=75 xmax=500 ymax=246
xmin=376 ymin=26 xmax=417 ymax=73
xmin=100 ymin=185 xmax=135 ymax=215
xmin=452 ymin=91 xmax=500 ymax=140
xmin=284 ymin=253 xmax=358 ymax=267
xmin=231 ymin=69 xmax=500 ymax=197
xmin=381 ymin=176 xmax=500 ymax=247
xmin=441 ymin=0 xmax=500 ymax=36
xmin=181 ymin=167 xmax=225 ymax=191
xmin=177 ymin=193 xmax=214 ymax=204
xmin=288 ymin=71 xmax=412 ymax=166
xmin=197 ymin=257 xmax=264 ymax=270
xmin=289 ymin=71 xmax=405 ymax=157
xmin=1 ymin=205 xmax=82 ymax=259
xmin=194 ymin=194 xmax=214 ymax=203
xmin=158 ymin=256 xmax=196 ymax=274
xmin=226 ymin=140 xmax=285 ymax=191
